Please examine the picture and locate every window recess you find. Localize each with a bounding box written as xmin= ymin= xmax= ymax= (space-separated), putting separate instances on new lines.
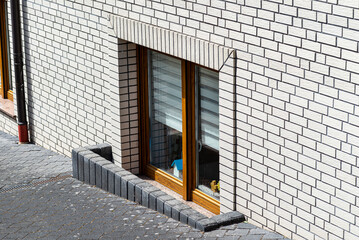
xmin=138 ymin=47 xmax=220 ymax=214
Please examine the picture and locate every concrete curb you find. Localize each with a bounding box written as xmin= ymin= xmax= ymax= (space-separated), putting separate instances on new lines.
xmin=72 ymin=144 xmax=245 ymax=232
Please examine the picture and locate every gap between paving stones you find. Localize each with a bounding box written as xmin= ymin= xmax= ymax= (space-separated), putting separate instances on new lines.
xmin=72 ymin=143 xmax=246 ymax=232
xmin=0 ymin=173 xmax=72 ymax=193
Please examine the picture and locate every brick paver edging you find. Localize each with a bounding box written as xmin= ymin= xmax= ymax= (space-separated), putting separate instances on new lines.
xmin=72 ymin=143 xmax=245 ymax=232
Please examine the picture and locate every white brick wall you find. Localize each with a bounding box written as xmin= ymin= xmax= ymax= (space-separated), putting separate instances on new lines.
xmin=232 ymin=1 xmax=359 ymax=239
xmin=1 ymin=0 xmax=359 ymax=239
xmin=108 ymin=38 xmax=139 ymax=173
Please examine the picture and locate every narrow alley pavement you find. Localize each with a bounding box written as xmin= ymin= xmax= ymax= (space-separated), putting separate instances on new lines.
xmin=0 ymin=130 xmax=289 ymax=239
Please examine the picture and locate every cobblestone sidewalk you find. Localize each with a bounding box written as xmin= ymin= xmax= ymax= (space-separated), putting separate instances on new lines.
xmin=0 ymin=130 xmax=289 ymax=239
xmin=0 ymin=132 xmax=72 ymax=190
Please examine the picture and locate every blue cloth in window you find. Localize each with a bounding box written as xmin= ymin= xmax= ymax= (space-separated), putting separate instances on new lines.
xmin=171 ymin=159 xmax=183 ymax=171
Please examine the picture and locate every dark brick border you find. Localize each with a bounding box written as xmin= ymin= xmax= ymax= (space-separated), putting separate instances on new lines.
xmin=72 ymin=144 xmax=245 ymax=232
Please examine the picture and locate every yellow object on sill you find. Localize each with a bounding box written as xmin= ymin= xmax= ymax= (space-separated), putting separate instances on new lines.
xmin=210 ymin=180 xmax=220 ymax=193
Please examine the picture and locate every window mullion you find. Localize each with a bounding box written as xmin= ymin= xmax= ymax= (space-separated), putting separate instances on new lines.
xmin=182 ymin=61 xmax=197 ymax=201
xmin=181 ymin=60 xmax=189 ymax=200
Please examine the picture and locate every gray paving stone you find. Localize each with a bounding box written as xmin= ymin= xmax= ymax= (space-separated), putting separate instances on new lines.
xmin=164 ymin=199 xmax=182 ymax=218
xmin=196 ymin=218 xmax=218 ymax=232
xmin=107 ymin=169 xmax=115 ymax=194
xmin=211 ymin=211 xmax=245 ymax=227
xmin=156 ymin=194 xmax=175 ymax=214
xmin=114 ymin=173 xmax=122 ymax=196
xmin=89 ymin=160 xmax=96 ymax=185
xmin=141 ymin=186 xmax=160 ymax=208
xmin=101 ymin=164 xmax=109 ymax=191
xmin=83 ymin=155 xmax=90 ymax=184
xmin=262 ymin=232 xmax=287 ymax=239
xmin=250 ymin=228 xmax=272 ymax=235
xmin=172 ymin=202 xmax=191 ymax=221
xmin=127 ymin=178 xmax=143 ymax=202
xmin=85 ymin=144 xmax=102 ymax=155
xmin=71 ymin=149 xmax=79 ymax=179
xmin=120 ymin=174 xmax=138 ymax=199
xmin=0 ymin=130 xmax=288 ymax=239
xmin=226 ymin=228 xmax=250 ymax=236
xmin=149 ymin=190 xmax=167 ymax=211
xmin=78 ymin=153 xmax=85 ymax=181
xmin=188 ymin=212 xmax=207 ymax=228
xmin=135 ymin=182 xmax=151 ymax=204
xmin=239 ymin=234 xmax=265 ymax=240
xmin=99 ymin=143 xmax=113 ymax=162
xmin=237 ymin=223 xmax=259 ymax=229
xmin=95 ymin=162 xmax=103 ymax=188
xmin=180 ymin=208 xmax=194 ymax=224
xmin=92 ymin=158 xmax=110 ymax=188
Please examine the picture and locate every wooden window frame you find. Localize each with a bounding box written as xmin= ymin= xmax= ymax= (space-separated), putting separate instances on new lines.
xmin=138 ymin=46 xmax=220 ymax=214
xmin=0 ymin=0 xmax=12 ymax=101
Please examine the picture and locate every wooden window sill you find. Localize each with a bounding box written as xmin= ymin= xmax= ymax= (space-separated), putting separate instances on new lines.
xmin=0 ymin=95 xmax=16 ymax=120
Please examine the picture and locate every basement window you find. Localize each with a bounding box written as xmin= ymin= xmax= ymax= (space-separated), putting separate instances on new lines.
xmin=0 ymin=0 xmax=14 ymax=118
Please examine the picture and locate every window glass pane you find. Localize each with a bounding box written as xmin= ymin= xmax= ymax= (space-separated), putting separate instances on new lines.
xmin=148 ymin=50 xmax=183 ymax=180
xmin=0 ymin=2 xmax=3 ymax=90
xmin=196 ymin=66 xmax=220 ymax=200
xmin=0 ymin=46 xmax=2 ymax=88
xmin=4 ymin=3 xmax=11 ymax=90
xmin=0 ymin=1 xmax=11 ymax=93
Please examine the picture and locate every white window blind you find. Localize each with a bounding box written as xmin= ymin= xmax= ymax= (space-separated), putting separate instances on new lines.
xmin=148 ymin=50 xmax=219 ymax=151
xmin=197 ymin=67 xmax=219 ymax=151
xmin=149 ymin=51 xmax=182 ymax=132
